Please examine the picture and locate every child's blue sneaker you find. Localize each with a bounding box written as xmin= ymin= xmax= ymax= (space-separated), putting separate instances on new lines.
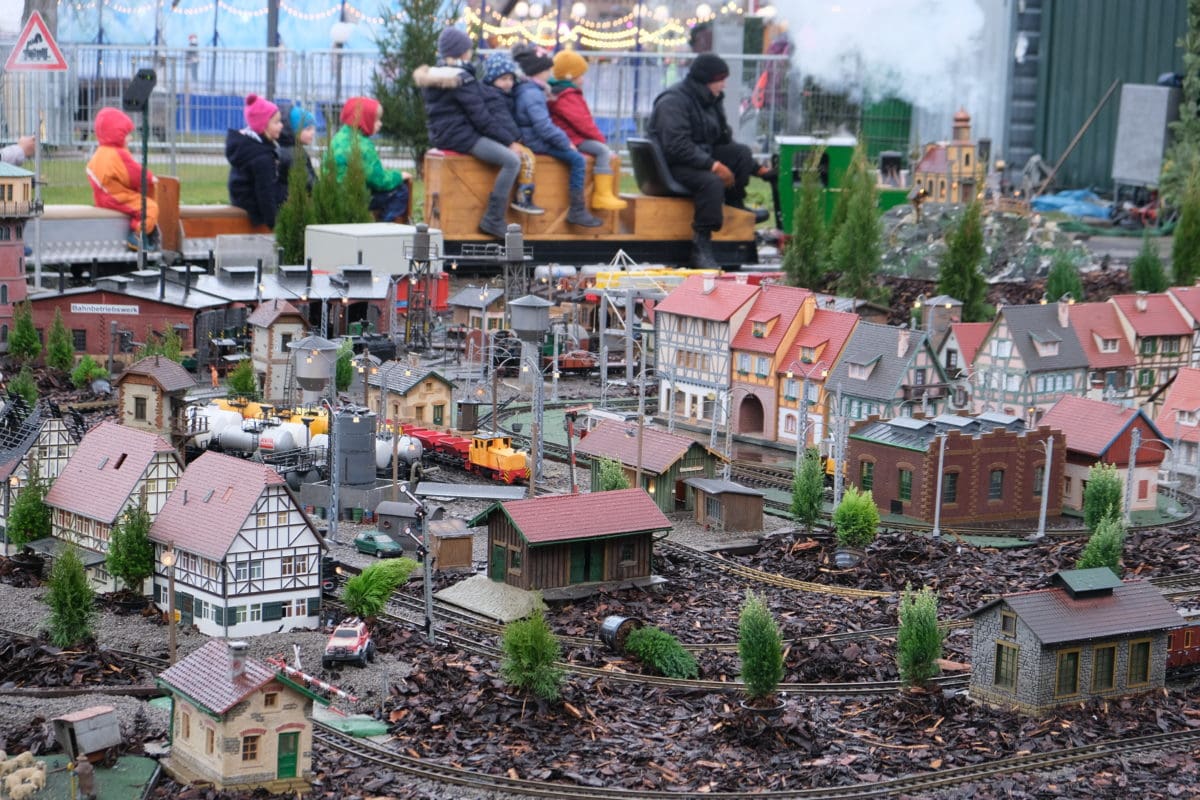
xmin=125 ymin=231 xmax=142 ymax=251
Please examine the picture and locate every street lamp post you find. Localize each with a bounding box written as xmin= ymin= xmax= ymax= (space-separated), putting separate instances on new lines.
xmin=930 ymin=431 xmax=948 ymax=540
xmin=787 ymin=360 xmax=828 ymax=472
xmin=1032 ymin=435 xmax=1054 ymax=540
xmin=831 ymin=383 xmax=847 ymax=509
xmin=161 ymin=543 xmax=177 ymax=665
xmin=635 ymin=342 xmax=647 ymax=488
xmin=1124 ymin=426 xmax=1141 ymax=526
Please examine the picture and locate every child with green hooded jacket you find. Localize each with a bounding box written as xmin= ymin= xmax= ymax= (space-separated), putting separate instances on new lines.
xmin=331 ymin=96 xmax=411 ymax=221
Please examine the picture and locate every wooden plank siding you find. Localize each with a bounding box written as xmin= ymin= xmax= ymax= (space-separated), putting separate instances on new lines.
xmin=585 ymin=442 xmax=716 ymax=514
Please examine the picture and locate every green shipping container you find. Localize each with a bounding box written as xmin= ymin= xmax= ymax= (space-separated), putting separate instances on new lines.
xmin=862 ymin=97 xmax=912 ymax=163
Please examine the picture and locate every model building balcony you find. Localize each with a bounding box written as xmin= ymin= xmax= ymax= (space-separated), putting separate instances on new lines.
xmin=902 ymin=382 xmax=948 ymax=401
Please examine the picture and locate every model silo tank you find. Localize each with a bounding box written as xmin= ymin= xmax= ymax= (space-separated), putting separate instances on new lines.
xmin=334 ymin=411 xmax=377 ymax=485
xmin=288 ymin=334 xmax=339 ymax=395
xmin=217 ymin=427 xmax=260 ymax=454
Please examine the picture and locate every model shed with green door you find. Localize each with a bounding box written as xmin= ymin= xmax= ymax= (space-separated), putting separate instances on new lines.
xmin=470 ymin=488 xmax=670 ymax=594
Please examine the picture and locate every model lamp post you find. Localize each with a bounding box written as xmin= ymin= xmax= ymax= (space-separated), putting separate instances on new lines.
xmin=1124 ymin=426 xmax=1141 ymax=526
xmin=1031 ymin=435 xmax=1054 ymax=540
xmin=509 ymin=295 xmax=553 ymax=490
xmin=930 ymin=431 xmax=948 ymax=540
xmin=786 ymin=360 xmax=828 ymax=471
xmin=353 ymin=352 xmax=380 ymax=408
xmin=161 ymin=543 xmax=177 ymax=665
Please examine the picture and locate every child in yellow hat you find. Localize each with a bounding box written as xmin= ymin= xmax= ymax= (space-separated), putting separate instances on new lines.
xmin=548 ymin=49 xmax=627 ymax=211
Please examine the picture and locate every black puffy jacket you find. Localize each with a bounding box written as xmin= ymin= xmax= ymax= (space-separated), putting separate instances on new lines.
xmin=647 ymin=76 xmax=732 ymax=171
xmin=414 ymin=62 xmax=504 ymax=153
xmin=225 ymin=129 xmax=285 ymax=229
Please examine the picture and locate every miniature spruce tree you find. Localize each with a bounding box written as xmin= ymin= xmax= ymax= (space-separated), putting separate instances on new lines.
xmin=342 ymin=558 xmax=418 ymax=619
xmin=1174 ymin=171 xmax=1200 ymax=287
xmin=1083 ymin=463 xmax=1123 ymax=532
xmin=830 ymin=146 xmax=881 ymax=300
xmin=738 ymin=590 xmax=784 ymax=707
xmin=597 ymin=457 xmax=631 ymax=491
xmin=227 ymin=359 xmax=259 ymax=398
xmin=832 ymin=485 xmax=879 ymax=549
xmin=791 ymin=448 xmax=824 ymax=533
xmin=342 ymin=135 xmax=375 ymax=224
xmin=782 ymin=149 xmax=826 ymax=289
xmin=9 ymin=366 xmax=37 ymax=406
xmin=71 ymin=354 xmax=109 ymax=390
xmin=896 ymin=585 xmax=943 ymax=688
xmin=335 ymin=339 xmax=354 ymax=393
xmin=9 ymin=300 xmax=40 ymax=365
xmin=312 ymin=136 xmax=344 ymax=226
xmin=1076 ymin=513 xmax=1126 ymax=574
xmin=46 ymin=308 xmax=75 ymax=373
xmin=1130 ymin=232 xmax=1168 ymax=293
xmin=275 ymin=141 xmax=317 ymax=265
xmin=106 ymin=498 xmax=154 ymax=595
xmin=500 ymin=606 xmax=564 ymax=703
xmin=936 ymin=200 xmax=988 ymax=322
xmin=7 ymin=458 xmax=50 ymax=548
xmin=46 ymin=545 xmax=95 ymax=648
xmin=624 ymin=626 xmax=698 ymax=679
xmin=1044 ymin=250 xmax=1084 ymax=303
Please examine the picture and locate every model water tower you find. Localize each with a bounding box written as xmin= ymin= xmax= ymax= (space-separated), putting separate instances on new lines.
xmin=333 ymin=409 xmax=378 ymax=488
xmin=287 ymin=334 xmax=339 ymax=404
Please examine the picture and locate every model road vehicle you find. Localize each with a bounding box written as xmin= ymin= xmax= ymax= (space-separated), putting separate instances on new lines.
xmin=354 ymin=531 xmax=404 ymax=558
xmin=323 ymin=617 xmax=376 ymax=668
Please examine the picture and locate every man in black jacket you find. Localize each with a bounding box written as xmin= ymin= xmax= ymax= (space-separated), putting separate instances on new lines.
xmin=648 ymin=53 xmax=769 ymax=269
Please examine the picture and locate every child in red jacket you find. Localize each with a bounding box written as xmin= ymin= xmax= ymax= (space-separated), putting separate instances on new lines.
xmin=548 ymin=50 xmax=626 ymax=211
xmin=86 ymin=107 xmax=159 ymax=251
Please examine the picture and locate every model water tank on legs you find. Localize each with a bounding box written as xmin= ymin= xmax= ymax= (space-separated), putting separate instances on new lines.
xmin=335 ymin=411 xmax=378 ymax=485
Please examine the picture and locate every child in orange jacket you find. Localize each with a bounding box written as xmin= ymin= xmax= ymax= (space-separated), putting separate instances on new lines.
xmin=86 ymin=107 xmax=159 ymax=251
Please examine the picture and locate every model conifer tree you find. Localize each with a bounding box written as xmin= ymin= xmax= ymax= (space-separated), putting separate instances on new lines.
xmin=9 ymin=299 xmax=40 ymax=364
xmin=1044 ymin=251 xmax=1085 ymax=302
xmin=936 ymin=200 xmax=988 ymax=321
xmin=500 ymin=606 xmax=564 ymax=702
xmin=135 ymin=325 xmax=184 ymax=363
xmin=597 ymin=457 xmax=631 ymax=491
xmin=46 ymin=545 xmax=95 ymax=647
xmin=897 ymin=585 xmax=943 ymax=688
xmin=1131 ymin=232 xmax=1169 ymax=292
xmin=830 ymin=146 xmax=881 ymax=300
xmin=833 ymin=485 xmax=879 ymax=549
xmin=1174 ymin=170 xmax=1200 ymax=286
xmin=782 ymin=150 xmax=826 ymax=289
xmin=791 ymin=448 xmax=824 ymax=532
xmin=7 ymin=458 xmax=50 ymax=548
xmin=227 ymin=359 xmax=259 ymax=398
xmin=312 ymin=135 xmax=344 ymax=226
xmin=275 ymin=141 xmax=316 ymax=265
xmin=46 ymin=308 xmax=74 ymax=373
xmin=71 ymin=354 xmax=108 ymax=389
xmin=9 ymin=365 xmax=37 ymax=406
xmin=342 ymin=135 xmax=375 ymax=224
xmin=107 ymin=498 xmax=155 ymax=594
xmin=1076 ymin=513 xmax=1126 ymax=574
xmin=1083 ymin=463 xmax=1123 ymax=532
xmin=738 ymin=590 xmax=784 ymax=705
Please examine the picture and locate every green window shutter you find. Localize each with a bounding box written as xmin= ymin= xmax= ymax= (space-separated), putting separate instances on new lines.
xmin=213 ymin=605 xmax=224 ymax=626
xmin=263 ymin=601 xmax=284 ymax=621
xmin=307 ymin=596 xmax=320 ymax=616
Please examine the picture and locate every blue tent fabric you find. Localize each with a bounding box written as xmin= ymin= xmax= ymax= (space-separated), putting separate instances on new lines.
xmin=1031 ymin=189 xmax=1111 ymax=219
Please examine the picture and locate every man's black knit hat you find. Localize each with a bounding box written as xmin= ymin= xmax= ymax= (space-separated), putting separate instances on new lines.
xmin=688 ymin=53 xmax=730 ymax=83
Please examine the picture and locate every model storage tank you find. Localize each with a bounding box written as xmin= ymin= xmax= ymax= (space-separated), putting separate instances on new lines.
xmin=288 ymin=334 xmax=339 ymax=393
xmin=334 ymin=411 xmax=377 ymax=485
xmin=217 ymin=426 xmax=259 ymax=453
xmin=375 ymin=433 xmax=422 ymax=470
xmin=310 ymin=433 xmax=330 ymax=453
xmin=260 ymin=421 xmax=310 ymax=452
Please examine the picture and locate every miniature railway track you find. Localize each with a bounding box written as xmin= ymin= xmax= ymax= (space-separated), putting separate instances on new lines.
xmin=312 ymin=722 xmax=1200 ymax=800
xmin=1150 ymin=572 xmax=1200 ymax=600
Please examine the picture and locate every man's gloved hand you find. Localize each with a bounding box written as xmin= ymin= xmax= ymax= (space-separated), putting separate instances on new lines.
xmin=711 ymin=160 xmax=734 ymax=188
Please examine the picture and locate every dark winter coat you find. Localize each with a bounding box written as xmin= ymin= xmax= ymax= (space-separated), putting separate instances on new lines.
xmin=513 ymin=79 xmax=572 ymax=154
xmin=481 ymin=84 xmax=520 ymax=146
xmin=414 ymin=63 xmax=503 ymax=152
xmin=647 ymin=76 xmax=732 ymax=171
xmin=225 ymin=128 xmax=285 ymax=229
xmin=548 ymin=80 xmax=605 ymax=145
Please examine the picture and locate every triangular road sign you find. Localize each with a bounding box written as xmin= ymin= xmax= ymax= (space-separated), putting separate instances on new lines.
xmin=5 ymin=12 xmax=69 ymax=73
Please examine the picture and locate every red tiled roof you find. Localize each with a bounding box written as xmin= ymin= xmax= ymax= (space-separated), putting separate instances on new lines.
xmin=45 ymin=422 xmax=178 ymax=524
xmin=158 ymin=640 xmax=278 ymax=715
xmin=117 ymin=355 xmax=197 ymax=393
xmin=495 ymin=488 xmax=671 ymax=544
xmin=1110 ymin=293 xmax=1191 ymax=336
xmin=778 ymin=309 xmax=857 ymax=374
xmin=1039 ymin=396 xmax=1163 ymax=464
xmin=1069 ymin=302 xmax=1136 ymax=369
xmin=575 ymin=419 xmax=700 ymax=475
xmin=730 ymin=285 xmax=811 ymax=353
xmin=1169 ymin=285 xmax=1200 ymax=322
xmin=655 ymin=274 xmax=758 ymax=321
xmin=948 ymin=322 xmax=990 ymax=367
xmin=994 ymin=581 xmax=1182 ymax=645
xmin=247 ymin=298 xmax=304 ymax=328
xmin=914 ymin=143 xmax=949 ymax=174
xmin=150 ymin=451 xmax=289 ymax=561
xmin=1155 ymin=367 xmax=1200 ymax=444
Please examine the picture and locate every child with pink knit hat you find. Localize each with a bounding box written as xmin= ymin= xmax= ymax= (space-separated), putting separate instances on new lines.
xmin=225 ymin=93 xmax=286 ymax=229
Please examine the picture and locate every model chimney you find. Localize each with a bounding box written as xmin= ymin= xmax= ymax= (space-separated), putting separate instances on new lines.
xmin=229 ymin=641 xmax=249 ymax=681
xmin=897 ymin=324 xmax=909 ymax=358
xmin=1136 ymin=290 xmax=1148 ymax=312
xmin=1057 ymin=299 xmax=1070 ymax=328
xmin=702 ymin=276 xmax=716 ymax=295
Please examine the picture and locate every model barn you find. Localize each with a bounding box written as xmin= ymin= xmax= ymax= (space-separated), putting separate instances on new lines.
xmin=471 ymin=488 xmax=670 ymax=593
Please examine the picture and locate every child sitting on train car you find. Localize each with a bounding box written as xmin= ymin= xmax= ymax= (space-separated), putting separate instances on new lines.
xmin=226 ymin=94 xmax=286 ymax=230
xmin=548 ymin=49 xmax=626 ymax=211
xmin=86 ymin=107 xmax=159 ymax=251
xmin=330 ymin=97 xmax=411 ymax=223
xmin=481 ymin=53 xmax=544 ymax=216
xmin=279 ymin=103 xmax=318 ymax=192
xmin=510 ymin=44 xmax=602 ymax=228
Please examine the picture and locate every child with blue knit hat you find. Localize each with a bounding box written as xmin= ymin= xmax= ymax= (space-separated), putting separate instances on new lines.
xmin=279 ymin=103 xmax=317 ymax=191
xmin=482 ymin=53 xmax=543 ymax=215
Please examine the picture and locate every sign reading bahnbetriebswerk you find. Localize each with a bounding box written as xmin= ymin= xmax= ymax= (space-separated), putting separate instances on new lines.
xmin=4 ymin=12 xmax=69 ymax=73
xmin=71 ymin=303 xmax=140 ymax=315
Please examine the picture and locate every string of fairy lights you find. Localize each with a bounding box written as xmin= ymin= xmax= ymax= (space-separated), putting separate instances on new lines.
xmin=62 ymin=0 xmax=770 ymax=50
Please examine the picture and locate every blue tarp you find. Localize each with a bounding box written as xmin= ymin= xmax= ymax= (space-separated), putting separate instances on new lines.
xmin=1030 ymin=189 xmax=1111 ymax=219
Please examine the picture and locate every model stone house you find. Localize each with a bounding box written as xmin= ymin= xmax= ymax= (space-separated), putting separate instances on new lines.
xmin=157 ymin=640 xmax=320 ymax=792
xmin=366 ymin=364 xmax=455 ymax=427
xmin=1068 ymin=302 xmax=1136 ymax=406
xmin=911 ymin=109 xmax=988 ymax=203
xmin=43 ymin=421 xmax=182 ymax=590
xmin=826 ymin=322 xmax=947 ymax=422
xmin=150 ymin=451 xmax=326 ymax=637
xmin=470 ymin=488 xmax=671 ymax=593
xmin=728 ymin=284 xmax=814 ymax=441
xmin=0 ymin=410 xmax=81 ymax=553
xmin=846 ymin=412 xmax=1064 ymax=524
xmin=1039 ymin=395 xmax=1166 ymax=515
xmin=654 ymin=274 xmax=758 ymax=435
xmin=116 ymin=354 xmax=200 ymax=447
xmin=1108 ymin=292 xmax=1192 ymax=413
xmin=1155 ymin=366 xmax=1200 ymax=486
xmin=971 ymin=301 xmax=1088 ymax=421
xmin=776 ymin=307 xmax=857 ymax=450
xmin=969 ymin=569 xmax=1182 ymax=713
xmin=448 ymin=286 xmax=506 ymax=331
xmin=248 ymin=299 xmax=307 ymax=404
xmin=575 ymin=419 xmax=717 ymax=513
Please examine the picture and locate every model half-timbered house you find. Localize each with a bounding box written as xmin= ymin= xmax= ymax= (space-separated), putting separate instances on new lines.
xmin=150 ymin=451 xmax=326 ymax=637
xmin=0 ymin=410 xmax=81 ymax=553
xmin=43 ymin=421 xmax=181 ymax=589
xmin=1068 ymin=302 xmax=1136 ymax=406
xmin=825 ymin=322 xmax=947 ymax=422
xmin=776 ymin=307 xmax=857 ymax=450
xmin=1109 ymin=292 xmax=1192 ymax=414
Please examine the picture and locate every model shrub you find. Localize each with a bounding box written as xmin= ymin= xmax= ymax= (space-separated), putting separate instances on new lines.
xmin=46 ymin=545 xmax=95 ymax=647
xmin=1083 ymin=463 xmax=1123 ymax=532
xmin=342 ymin=558 xmax=417 ymax=619
xmin=71 ymin=354 xmax=109 ymax=389
xmin=738 ymin=590 xmax=783 ymax=702
xmin=936 ymin=200 xmax=988 ymax=321
xmin=1045 ymin=250 xmax=1084 ymax=303
xmin=1130 ymin=233 xmax=1168 ymax=293
xmin=596 ymin=457 xmax=631 ymax=491
xmin=897 ymin=585 xmax=943 ymax=688
xmin=9 ymin=366 xmax=37 ymax=407
xmin=9 ymin=300 xmax=40 ymax=364
xmin=624 ymin=626 xmax=698 ymax=679
xmin=227 ymin=358 xmax=259 ymax=398
xmin=46 ymin=308 xmax=75 ymax=373
xmin=833 ymin=485 xmax=879 ymax=549
xmin=107 ymin=499 xmax=154 ymax=593
xmin=791 ymin=448 xmax=824 ymax=532
xmin=135 ymin=325 xmax=184 ymax=363
xmin=500 ymin=607 xmax=564 ymax=702
xmin=7 ymin=458 xmax=51 ymax=548
xmin=335 ymin=339 xmax=354 ymax=393
xmin=1076 ymin=513 xmax=1126 ymax=574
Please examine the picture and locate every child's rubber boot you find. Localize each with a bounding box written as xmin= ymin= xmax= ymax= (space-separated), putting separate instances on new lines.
xmin=125 ymin=231 xmax=143 ymax=251
xmin=590 ymin=173 xmax=627 ymax=211
xmin=511 ymin=184 xmax=546 ymax=215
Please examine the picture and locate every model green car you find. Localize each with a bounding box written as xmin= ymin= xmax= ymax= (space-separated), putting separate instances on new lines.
xmin=354 ymin=531 xmax=404 ymax=558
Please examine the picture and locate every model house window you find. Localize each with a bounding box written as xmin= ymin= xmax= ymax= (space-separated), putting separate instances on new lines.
xmin=1000 ymin=611 xmax=1016 ymax=637
xmin=898 ymin=469 xmax=912 ymax=501
xmin=994 ymin=642 xmax=1018 ymax=689
xmin=942 ymin=472 xmax=958 ymax=503
xmin=752 ymin=321 xmax=766 ymax=337
xmin=737 ymin=353 xmax=750 ymax=373
xmin=945 ymin=349 xmax=958 ymax=371
xmin=249 ymin=603 xmax=262 ymax=622
xmin=281 ymin=556 xmax=296 ymax=577
xmin=1064 ymin=476 xmax=1073 ymax=496
xmin=205 ymin=728 xmax=214 ymax=754
xmin=1128 ymin=640 xmax=1152 ymax=685
xmin=783 ymin=415 xmax=797 ymax=435
xmin=0 ymin=285 xmax=7 ymax=304
xmin=784 ymin=379 xmax=798 ymax=400
xmin=1033 ymin=466 xmax=1044 ymax=497
xmin=848 ymin=362 xmax=872 ymax=380
xmin=990 ymin=339 xmax=1012 ymax=358
xmin=233 ymin=606 xmax=247 ymax=624
xmin=800 ymin=346 xmax=815 ymax=362
xmin=1093 ymin=645 xmax=1116 ymax=691
xmin=913 ymin=369 xmax=926 ymax=385
xmin=283 ymin=599 xmax=307 ymax=617
xmin=234 ymin=560 xmax=264 ymax=581
xmin=989 ymin=469 xmax=1004 ymax=500
xmin=72 ymin=329 xmax=87 ymax=351
xmin=510 ymin=549 xmax=522 ymax=572
xmin=1141 ymin=337 xmax=1157 ymax=356
xmin=755 ymin=356 xmax=769 ymax=376
xmin=620 ymin=542 xmax=635 ymax=564
xmin=256 ymin=513 xmax=268 ymax=527
xmin=264 ymin=692 xmax=279 ymax=709
xmin=706 ymin=495 xmax=722 ymax=522
xmin=860 ymin=461 xmax=874 ymax=491
xmin=1055 ymin=650 xmax=1080 ymax=696
xmin=1138 ymin=369 xmax=1155 ymax=388
xmin=134 ymin=397 xmax=147 ymax=421
xmin=275 ymin=511 xmax=287 ymax=525
xmin=1138 ymin=479 xmax=1148 ymax=500
xmin=242 ymin=735 xmax=260 ymax=762
xmin=433 ymin=404 xmax=445 ymax=426
xmin=181 ymin=712 xmax=191 ymax=739
xmin=1162 ymin=336 xmax=1181 ymax=355
xmin=1100 ymin=338 xmax=1118 ymax=353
